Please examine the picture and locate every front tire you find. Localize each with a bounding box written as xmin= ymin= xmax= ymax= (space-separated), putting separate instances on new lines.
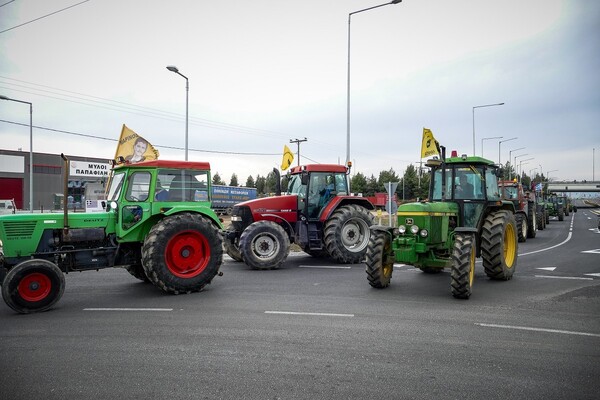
xmin=365 ymin=229 xmax=394 ymax=288
xmin=481 ymin=210 xmax=518 ymax=280
xmin=142 ymin=213 xmax=223 ymax=294
xmin=324 ymin=204 xmax=374 ymax=264
xmin=125 ymin=263 xmax=150 ymax=283
xmin=527 ymin=205 xmax=537 ymax=238
xmin=516 ymin=213 xmax=527 ymax=242
xmin=223 ymin=235 xmax=243 ymax=262
xmin=239 ymin=221 xmax=290 ymax=270
xmin=2 ymin=259 xmax=65 ymax=314
xmin=451 ymin=233 xmax=476 ymax=299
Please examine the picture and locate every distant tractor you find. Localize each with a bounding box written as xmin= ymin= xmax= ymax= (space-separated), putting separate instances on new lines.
xmin=499 ymin=180 xmax=538 ymax=241
xmin=0 ymin=157 xmax=224 ymax=314
xmin=365 ymin=150 xmax=518 ymax=299
xmin=224 ymin=164 xmax=374 ymax=270
xmin=547 ymin=194 xmax=565 ymax=221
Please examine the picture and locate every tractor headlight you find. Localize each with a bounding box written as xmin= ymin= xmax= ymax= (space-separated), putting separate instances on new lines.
xmin=398 ymin=225 xmax=406 ymax=234
xmin=410 ymin=225 xmax=420 ymax=234
xmin=109 ymin=201 xmax=118 ymax=212
xmin=231 ymin=215 xmax=242 ymax=222
xmin=392 ymin=228 xmax=400 ymax=236
xmin=420 ymin=229 xmax=429 ymax=238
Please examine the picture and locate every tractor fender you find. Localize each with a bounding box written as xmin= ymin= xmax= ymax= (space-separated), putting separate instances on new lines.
xmin=320 ymin=197 xmax=374 ymax=221
xmin=257 ymin=213 xmax=295 ymax=238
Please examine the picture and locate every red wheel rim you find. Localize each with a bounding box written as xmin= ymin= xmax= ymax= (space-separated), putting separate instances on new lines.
xmin=18 ymin=272 xmax=52 ymax=302
xmin=165 ymin=230 xmax=210 ymax=278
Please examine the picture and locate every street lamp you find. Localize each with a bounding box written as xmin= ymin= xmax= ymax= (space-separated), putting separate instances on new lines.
xmin=166 ymin=65 xmax=189 ymax=161
xmin=518 ymin=157 xmax=534 ymax=182
xmin=546 ymin=169 xmax=558 ymax=182
xmin=472 ymin=102 xmax=504 ymax=156
xmin=508 ymin=147 xmax=526 ymax=180
xmin=1 ymin=95 xmax=33 ymax=212
xmin=346 ymin=0 xmax=402 ymax=177
xmin=481 ymin=136 xmax=502 ymax=158
xmin=498 ymin=136 xmax=517 ymax=166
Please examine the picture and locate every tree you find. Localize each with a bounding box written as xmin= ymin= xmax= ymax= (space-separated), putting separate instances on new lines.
xmin=255 ymin=175 xmax=266 ymax=195
xmin=365 ymin=174 xmax=378 ymax=196
xmin=265 ymin=171 xmax=278 ymax=194
xmin=402 ymin=165 xmax=419 ymax=200
xmin=350 ymin=172 xmax=368 ymax=195
xmin=212 ymin=172 xmax=225 ymax=185
xmin=281 ymin=175 xmax=289 ymax=193
xmin=378 ymin=168 xmax=400 ymax=194
xmin=229 ymin=173 xmax=239 ymax=187
xmin=245 ymin=175 xmax=255 ymax=188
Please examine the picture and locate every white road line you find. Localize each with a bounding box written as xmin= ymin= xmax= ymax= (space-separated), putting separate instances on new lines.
xmin=475 ymin=323 xmax=600 ymax=338
xmin=520 ymin=215 xmax=574 ymax=257
xmin=84 ymin=308 xmax=173 ymax=311
xmin=534 ymin=275 xmax=593 ymax=281
xmin=298 ymin=265 xmax=352 ymax=269
xmin=265 ymin=311 xmax=354 ymax=317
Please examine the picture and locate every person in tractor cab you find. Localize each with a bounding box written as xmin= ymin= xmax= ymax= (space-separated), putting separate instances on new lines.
xmin=154 ymin=179 xmax=169 ymax=201
xmin=455 ymin=174 xmax=474 ymax=199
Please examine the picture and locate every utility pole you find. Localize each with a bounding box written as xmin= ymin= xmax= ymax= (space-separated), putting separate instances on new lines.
xmin=290 ymin=138 xmax=307 ymax=166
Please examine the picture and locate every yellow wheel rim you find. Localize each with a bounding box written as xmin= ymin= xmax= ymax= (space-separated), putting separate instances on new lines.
xmin=468 ymin=245 xmax=476 ymax=286
xmin=503 ymin=222 xmax=516 ymax=268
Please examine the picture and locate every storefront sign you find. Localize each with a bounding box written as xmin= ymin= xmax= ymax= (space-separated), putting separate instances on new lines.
xmin=70 ymin=161 xmax=111 ymax=177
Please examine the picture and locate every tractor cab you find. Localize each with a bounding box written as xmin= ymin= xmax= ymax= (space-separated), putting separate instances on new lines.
xmin=287 ymin=165 xmax=349 ymax=220
xmin=429 ymin=153 xmax=503 ymax=228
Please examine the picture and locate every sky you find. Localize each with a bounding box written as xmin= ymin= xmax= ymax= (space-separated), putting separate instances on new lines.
xmin=1 ymin=0 xmax=599 ymax=184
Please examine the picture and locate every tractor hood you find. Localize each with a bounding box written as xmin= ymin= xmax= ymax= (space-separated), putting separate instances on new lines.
xmin=397 ymin=201 xmax=459 ymax=216
xmin=234 ymin=195 xmax=299 ymax=224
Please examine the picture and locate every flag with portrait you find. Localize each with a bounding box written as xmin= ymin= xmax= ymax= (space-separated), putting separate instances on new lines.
xmin=114 ymin=124 xmax=159 ymax=164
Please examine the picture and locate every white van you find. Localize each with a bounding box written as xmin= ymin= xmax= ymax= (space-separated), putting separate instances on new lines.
xmin=0 ymin=199 xmax=16 ymax=214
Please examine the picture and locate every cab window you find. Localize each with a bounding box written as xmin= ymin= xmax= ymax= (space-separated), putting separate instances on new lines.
xmin=126 ymin=172 xmax=151 ymax=202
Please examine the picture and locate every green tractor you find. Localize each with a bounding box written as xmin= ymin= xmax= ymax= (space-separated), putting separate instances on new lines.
xmin=0 ymin=156 xmax=223 ymax=314
xmin=547 ymin=194 xmax=564 ymax=221
xmin=365 ymin=150 xmax=518 ymax=299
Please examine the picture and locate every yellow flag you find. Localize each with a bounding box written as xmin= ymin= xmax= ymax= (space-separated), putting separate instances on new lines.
xmin=281 ymin=145 xmax=294 ymax=170
xmin=114 ymin=124 xmax=159 ymax=163
xmin=421 ymin=128 xmax=440 ymax=158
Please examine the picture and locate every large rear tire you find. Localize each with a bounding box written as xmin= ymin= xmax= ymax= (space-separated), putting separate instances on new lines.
xmin=558 ymin=208 xmax=564 ymax=221
xmin=451 ymin=233 xmax=475 ymax=299
xmin=142 ymin=213 xmax=223 ymax=294
xmin=324 ymin=204 xmax=373 ymax=264
xmin=527 ymin=204 xmax=537 ymax=239
xmin=2 ymin=259 xmax=65 ymax=314
xmin=481 ymin=210 xmax=518 ymax=280
xmin=516 ymin=213 xmax=527 ymax=243
xmin=239 ymin=221 xmax=289 ymax=270
xmin=125 ymin=263 xmax=150 ymax=283
xmin=365 ymin=229 xmax=394 ymax=288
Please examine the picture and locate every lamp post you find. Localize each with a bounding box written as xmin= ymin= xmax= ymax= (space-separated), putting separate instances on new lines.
xmin=518 ymin=157 xmax=534 ymax=182
xmin=498 ymin=136 xmax=517 ymax=166
xmin=472 ymin=102 xmax=504 ymax=156
xmin=546 ymin=169 xmax=558 ymax=182
xmin=513 ymin=153 xmax=529 ymax=181
xmin=1 ymin=95 xmax=33 ymax=212
xmin=346 ymin=0 xmax=402 ymax=178
xmin=508 ymin=147 xmax=526 ymax=180
xmin=481 ymin=136 xmax=502 ymax=158
xmin=166 ymin=65 xmax=189 ymax=161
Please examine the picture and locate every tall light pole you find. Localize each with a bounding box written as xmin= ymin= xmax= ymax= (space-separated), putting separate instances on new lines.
xmin=481 ymin=136 xmax=502 ymax=158
xmin=472 ymin=102 xmax=504 ymax=156
xmin=512 ymin=153 xmax=529 ymax=181
xmin=346 ymin=0 xmax=402 ymax=176
xmin=166 ymin=65 xmax=189 ymax=161
xmin=498 ymin=136 xmax=517 ymax=166
xmin=1 ymin=95 xmax=33 ymax=212
xmin=519 ymin=157 xmax=534 ymax=182
xmin=508 ymin=147 xmax=525 ymax=180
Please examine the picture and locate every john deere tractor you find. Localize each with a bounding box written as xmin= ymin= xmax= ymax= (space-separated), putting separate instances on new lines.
xmin=366 ymin=150 xmax=518 ymax=299
xmin=0 ymin=156 xmax=223 ymax=314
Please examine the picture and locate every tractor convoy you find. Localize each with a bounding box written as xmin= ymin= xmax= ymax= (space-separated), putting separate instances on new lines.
xmin=0 ymin=144 xmax=574 ymax=313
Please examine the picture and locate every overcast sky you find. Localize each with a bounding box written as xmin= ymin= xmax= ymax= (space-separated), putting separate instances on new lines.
xmin=1 ymin=0 xmax=599 ymax=183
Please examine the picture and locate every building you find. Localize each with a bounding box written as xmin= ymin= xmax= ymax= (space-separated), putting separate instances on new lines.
xmin=0 ymin=149 xmax=111 ymax=211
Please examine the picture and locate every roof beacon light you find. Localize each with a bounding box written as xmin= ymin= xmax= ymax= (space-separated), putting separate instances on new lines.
xmin=451 ymin=150 xmax=458 ymax=157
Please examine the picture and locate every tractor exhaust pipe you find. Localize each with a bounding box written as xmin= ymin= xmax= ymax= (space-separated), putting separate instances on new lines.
xmin=273 ymin=168 xmax=281 ymax=196
xmin=60 ymin=153 xmax=69 ymax=231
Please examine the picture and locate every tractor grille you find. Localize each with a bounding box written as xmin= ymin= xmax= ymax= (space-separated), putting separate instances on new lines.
xmin=429 ymin=216 xmax=443 ymax=243
xmin=2 ymin=220 xmax=38 ymax=240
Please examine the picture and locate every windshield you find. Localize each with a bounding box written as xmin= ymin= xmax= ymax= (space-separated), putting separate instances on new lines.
xmin=287 ymin=174 xmax=306 ymax=197
xmin=107 ymin=172 xmax=125 ymax=201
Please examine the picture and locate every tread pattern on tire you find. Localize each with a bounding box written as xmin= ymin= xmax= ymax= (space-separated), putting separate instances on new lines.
xmin=239 ymin=220 xmax=290 ymax=270
xmin=450 ymin=233 xmax=475 ymax=299
xmin=324 ymin=204 xmax=373 ymax=264
xmin=365 ymin=229 xmax=393 ymax=288
xmin=481 ymin=210 xmax=518 ymax=281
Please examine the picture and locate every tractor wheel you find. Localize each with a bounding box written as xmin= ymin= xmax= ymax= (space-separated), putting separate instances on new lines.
xmin=365 ymin=229 xmax=394 ymax=288
xmin=515 ymin=213 xmax=527 ymax=243
xmin=142 ymin=213 xmax=223 ymax=294
xmin=324 ymin=204 xmax=374 ymax=264
xmin=239 ymin=221 xmax=290 ymax=270
xmin=2 ymin=259 xmax=65 ymax=314
xmin=527 ymin=205 xmax=537 ymax=238
xmin=558 ymin=208 xmax=564 ymax=221
xmin=125 ymin=264 xmax=150 ymax=282
xmin=450 ymin=232 xmax=476 ymax=299
xmin=223 ymin=235 xmax=243 ymax=262
xmin=481 ymin=210 xmax=518 ymax=280
xmin=537 ymin=211 xmax=545 ymax=230
xmin=545 ymin=210 xmax=550 ymax=224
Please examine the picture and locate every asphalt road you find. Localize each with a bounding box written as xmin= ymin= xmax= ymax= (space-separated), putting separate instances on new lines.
xmin=1 ymin=209 xmax=599 ymax=400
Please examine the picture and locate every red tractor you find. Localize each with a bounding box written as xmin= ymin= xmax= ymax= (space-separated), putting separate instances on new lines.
xmin=499 ymin=180 xmax=538 ymax=242
xmin=224 ymin=164 xmax=375 ymax=269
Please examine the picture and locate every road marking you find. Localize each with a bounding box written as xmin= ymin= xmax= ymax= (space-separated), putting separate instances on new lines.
xmin=475 ymin=323 xmax=600 ymax=338
xmin=298 ymin=265 xmax=352 ymax=269
xmin=84 ymin=308 xmax=173 ymax=311
xmin=585 ymin=273 xmax=600 ymax=278
xmin=536 ymin=267 xmax=557 ymax=271
xmin=265 ymin=311 xmax=354 ymax=317
xmin=534 ymin=275 xmax=593 ymax=281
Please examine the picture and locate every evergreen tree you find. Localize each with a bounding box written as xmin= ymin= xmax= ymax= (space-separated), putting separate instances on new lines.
xmin=365 ymin=174 xmax=378 ymax=196
xmin=281 ymin=175 xmax=289 ymax=193
xmin=350 ymin=172 xmax=368 ymax=195
xmin=255 ymin=175 xmax=266 ymax=195
xmin=229 ymin=173 xmax=239 ymax=187
xmin=212 ymin=172 xmax=225 ymax=185
xmin=245 ymin=175 xmax=255 ymax=188
xmin=378 ymin=168 xmax=400 ymax=193
xmin=265 ymin=171 xmax=278 ymax=194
